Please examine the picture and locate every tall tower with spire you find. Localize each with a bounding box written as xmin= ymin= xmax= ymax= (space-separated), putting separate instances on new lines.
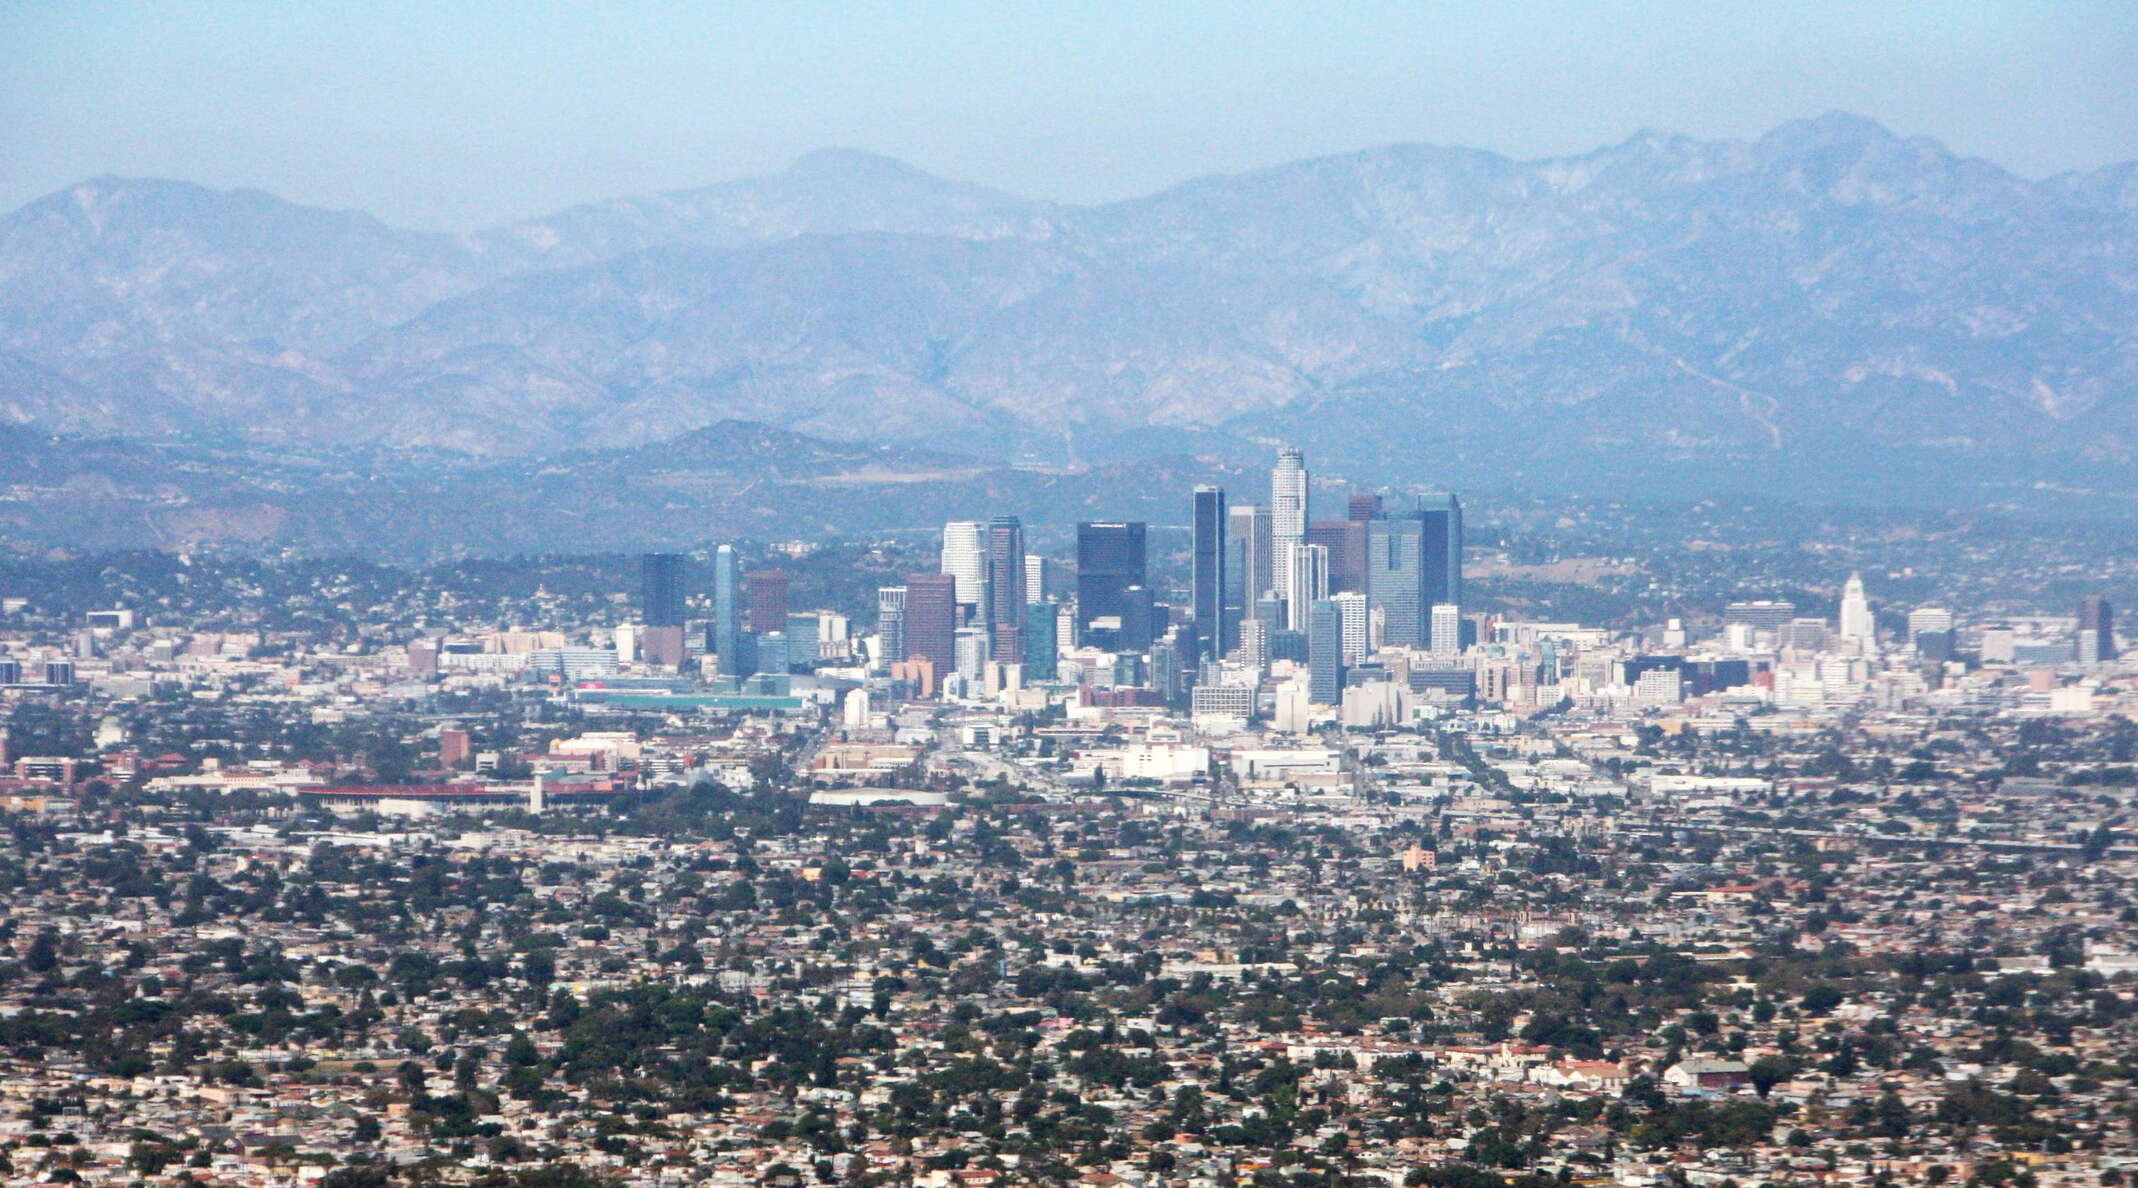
xmin=1838 ymin=573 xmax=1875 ymax=655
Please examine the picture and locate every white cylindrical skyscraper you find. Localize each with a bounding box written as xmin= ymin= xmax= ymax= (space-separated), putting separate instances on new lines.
xmin=940 ymin=521 xmax=986 ymax=610
xmin=1270 ymin=446 xmax=1307 ymax=605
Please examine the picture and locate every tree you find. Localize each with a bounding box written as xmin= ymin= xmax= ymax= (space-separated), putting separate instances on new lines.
xmin=25 ymin=929 xmax=59 ymax=973
xmin=1748 ymin=1055 xmax=1797 ymax=1099
xmin=1800 ymin=985 xmax=1845 ymax=1016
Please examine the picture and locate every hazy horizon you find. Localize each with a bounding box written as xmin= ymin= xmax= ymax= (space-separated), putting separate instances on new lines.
xmin=6 ymin=1 xmax=2137 ymax=231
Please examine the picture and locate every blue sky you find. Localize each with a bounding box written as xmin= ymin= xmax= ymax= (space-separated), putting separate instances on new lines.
xmin=4 ymin=0 xmax=2135 ymax=229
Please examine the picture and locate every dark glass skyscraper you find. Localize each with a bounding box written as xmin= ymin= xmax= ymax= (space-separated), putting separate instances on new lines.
xmin=1307 ymin=598 xmax=1344 ymax=706
xmin=1023 ymin=601 xmax=1058 ymax=681
xmin=1366 ymin=514 xmax=1424 ymax=649
xmin=1076 ymin=521 xmax=1147 ymax=639
xmin=1191 ymin=486 xmax=1227 ymax=661
xmin=640 ymin=553 xmax=686 ymax=628
xmin=1228 ymin=503 xmax=1274 ymax=623
xmin=1418 ymin=493 xmax=1464 ymax=612
xmin=2078 ymin=594 xmax=2119 ymax=662
xmin=986 ymin=516 xmax=1026 ymax=664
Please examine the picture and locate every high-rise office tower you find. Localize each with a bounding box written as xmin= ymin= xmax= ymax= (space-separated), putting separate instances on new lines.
xmin=1332 ymin=591 xmax=1369 ymax=665
xmin=1119 ymin=585 xmax=1157 ymax=652
xmin=1191 ymin=485 xmax=1228 ymax=661
xmin=1076 ymin=521 xmax=1147 ymax=637
xmin=1271 ymin=447 xmax=1308 ymax=602
xmin=986 ymin=516 xmax=1026 ymax=663
xmin=638 ymin=552 xmax=690 ymax=668
xmin=1286 ymin=542 xmax=1329 ymax=630
xmin=745 ymin=570 xmax=789 ymax=635
xmin=901 ymin=574 xmax=957 ymax=672
xmin=940 ymin=521 xmax=987 ymax=612
xmin=1237 ymin=618 xmax=1271 ymax=676
xmin=2078 ymin=594 xmax=2119 ymax=662
xmin=1348 ymin=493 xmax=1384 ymax=522
xmin=1838 ymin=573 xmax=1874 ymax=654
xmin=875 ymin=586 xmax=906 ymax=672
xmin=640 ymin=553 xmax=686 ymax=627
xmin=1367 ymin=514 xmax=1425 ymax=649
xmin=1149 ymin=631 xmax=1188 ymax=704
xmin=753 ymin=631 xmax=789 ymax=676
xmin=1023 ymin=601 xmax=1058 ymax=681
xmin=712 ymin=545 xmax=741 ymax=669
xmin=1417 ymin=493 xmax=1463 ymax=614
xmin=1307 ymin=599 xmax=1344 ymax=706
xmin=1430 ymin=602 xmax=1462 ymax=656
xmin=1228 ymin=503 xmax=1274 ymax=615
xmin=785 ymin=613 xmax=819 ymax=662
xmin=1907 ymin=606 xmax=1955 ymax=649
xmin=1307 ymin=520 xmax=1367 ymax=593
xmin=953 ymin=628 xmax=989 ymax=680
xmin=1024 ymin=553 xmax=1047 ymax=603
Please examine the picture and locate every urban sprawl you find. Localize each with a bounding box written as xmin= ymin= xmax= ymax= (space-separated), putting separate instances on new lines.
xmin=1 ymin=448 xmax=2134 ymax=1188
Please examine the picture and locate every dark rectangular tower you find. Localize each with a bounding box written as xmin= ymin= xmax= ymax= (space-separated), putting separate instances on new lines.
xmin=640 ymin=553 xmax=686 ymax=628
xmin=1191 ymin=486 xmax=1227 ymax=660
xmin=1076 ymin=521 xmax=1147 ymax=637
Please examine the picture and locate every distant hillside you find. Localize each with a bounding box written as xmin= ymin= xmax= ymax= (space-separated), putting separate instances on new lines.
xmin=2 ymin=114 xmax=2136 ymax=484
xmin=0 ymin=420 xmax=1262 ymax=555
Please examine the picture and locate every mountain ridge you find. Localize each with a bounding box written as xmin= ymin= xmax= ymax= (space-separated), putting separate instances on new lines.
xmin=3 ymin=113 xmax=2135 ymax=477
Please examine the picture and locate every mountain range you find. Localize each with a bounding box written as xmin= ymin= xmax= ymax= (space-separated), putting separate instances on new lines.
xmin=3 ymin=111 xmax=2137 ymax=542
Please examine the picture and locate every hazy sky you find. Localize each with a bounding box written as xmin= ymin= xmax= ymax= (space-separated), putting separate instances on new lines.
xmin=5 ymin=1 xmax=2137 ymax=230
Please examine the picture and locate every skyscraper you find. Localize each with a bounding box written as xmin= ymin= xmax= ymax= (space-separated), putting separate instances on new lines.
xmin=745 ymin=570 xmax=789 ymax=635
xmin=1191 ymin=485 xmax=1227 ymax=661
xmin=1076 ymin=521 xmax=1147 ymax=638
xmin=1907 ymin=606 xmax=1955 ymax=648
xmin=640 ymin=553 xmax=685 ymax=628
xmin=1417 ymin=493 xmax=1463 ymax=612
xmin=1286 ymin=542 xmax=1329 ymax=631
xmin=1237 ymin=618 xmax=1270 ymax=676
xmin=1430 ymin=602 xmax=1461 ymax=656
xmin=901 ymin=574 xmax=957 ymax=673
xmin=1228 ymin=503 xmax=1274 ymax=618
xmin=986 ymin=516 xmax=1026 ymax=663
xmin=940 ymin=521 xmax=987 ymax=612
xmin=2078 ymin=594 xmax=2119 ymax=662
xmin=713 ymin=545 xmax=741 ymax=670
xmin=1024 ymin=553 xmax=1047 ymax=603
xmin=1838 ymin=573 xmax=1874 ymax=654
xmin=638 ymin=552 xmax=690 ymax=668
xmin=1118 ymin=584 xmax=1157 ymax=652
xmin=1307 ymin=520 xmax=1367 ymax=593
xmin=875 ymin=586 xmax=906 ymax=673
xmin=1023 ymin=601 xmax=1059 ymax=681
xmin=753 ymin=631 xmax=789 ymax=677
xmin=1307 ymin=599 xmax=1344 ymax=706
xmin=1347 ymin=493 xmax=1384 ymax=522
xmin=1271 ymin=447 xmax=1308 ymax=604
xmin=1366 ymin=514 xmax=1425 ymax=649
xmin=1332 ymin=590 xmax=1369 ymax=664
